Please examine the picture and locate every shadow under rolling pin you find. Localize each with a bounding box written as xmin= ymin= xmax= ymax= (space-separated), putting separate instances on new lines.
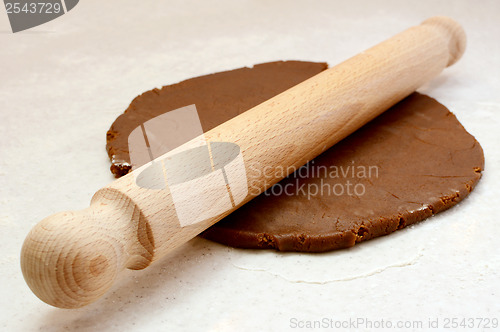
xmin=21 ymin=16 xmax=466 ymax=308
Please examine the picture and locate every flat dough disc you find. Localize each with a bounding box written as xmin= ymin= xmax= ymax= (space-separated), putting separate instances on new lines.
xmin=106 ymin=61 xmax=484 ymax=252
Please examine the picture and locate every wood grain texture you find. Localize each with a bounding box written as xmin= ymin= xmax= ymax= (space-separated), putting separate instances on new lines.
xmin=21 ymin=16 xmax=466 ymax=308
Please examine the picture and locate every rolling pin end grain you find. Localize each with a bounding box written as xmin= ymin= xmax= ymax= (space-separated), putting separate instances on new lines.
xmin=421 ymin=16 xmax=466 ymax=67
xmin=21 ymin=210 xmax=124 ymax=308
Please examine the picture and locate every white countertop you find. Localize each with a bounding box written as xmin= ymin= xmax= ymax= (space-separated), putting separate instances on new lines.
xmin=1 ymin=1 xmax=499 ymax=331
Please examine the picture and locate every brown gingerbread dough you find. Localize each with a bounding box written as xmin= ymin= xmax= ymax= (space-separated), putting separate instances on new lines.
xmin=106 ymin=61 xmax=484 ymax=252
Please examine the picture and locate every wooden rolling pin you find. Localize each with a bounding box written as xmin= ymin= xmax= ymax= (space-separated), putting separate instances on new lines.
xmin=21 ymin=16 xmax=466 ymax=308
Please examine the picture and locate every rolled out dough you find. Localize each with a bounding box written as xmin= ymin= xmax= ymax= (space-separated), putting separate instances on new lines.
xmin=106 ymin=61 xmax=484 ymax=252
